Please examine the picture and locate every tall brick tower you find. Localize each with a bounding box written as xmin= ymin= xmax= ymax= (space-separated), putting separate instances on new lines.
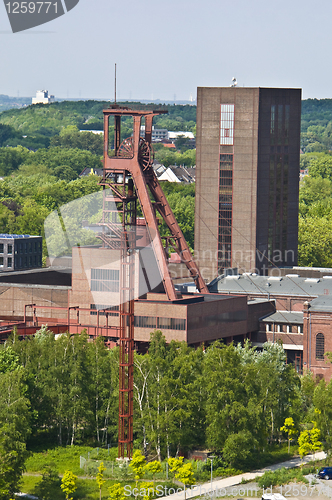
xmin=195 ymin=87 xmax=301 ymax=281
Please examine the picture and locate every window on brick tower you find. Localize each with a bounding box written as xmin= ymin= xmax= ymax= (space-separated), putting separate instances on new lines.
xmin=316 ymin=333 xmax=325 ymax=360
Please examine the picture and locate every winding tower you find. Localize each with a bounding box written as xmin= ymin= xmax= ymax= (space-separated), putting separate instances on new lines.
xmin=100 ymin=105 xmax=208 ymax=458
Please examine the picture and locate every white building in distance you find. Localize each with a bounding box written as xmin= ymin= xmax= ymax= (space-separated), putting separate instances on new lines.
xmin=32 ymin=90 xmax=55 ymax=105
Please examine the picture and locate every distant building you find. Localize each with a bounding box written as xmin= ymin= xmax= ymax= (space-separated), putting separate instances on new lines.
xmin=153 ymin=163 xmax=195 ymax=183
xmin=300 ymin=168 xmax=309 ymax=181
xmin=140 ymin=126 xmax=168 ymax=142
xmin=80 ymin=167 xmax=103 ymax=177
xmin=32 ymin=90 xmax=54 ymax=105
xmin=195 ymin=87 xmax=302 ymax=281
xmin=0 ymin=234 xmax=42 ymax=271
xmin=139 ymin=127 xmax=195 ymax=143
xmin=168 ymin=131 xmax=195 ymax=140
xmin=79 ymin=130 xmax=104 ymax=135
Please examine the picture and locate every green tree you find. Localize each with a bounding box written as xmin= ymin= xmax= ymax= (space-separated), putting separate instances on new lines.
xmin=160 ymin=192 xmax=195 ymax=251
xmin=255 ymin=342 xmax=299 ymax=444
xmin=9 ymin=329 xmax=119 ymax=447
xmin=299 ymin=176 xmax=332 ymax=215
xmin=87 ymin=338 xmax=118 ymax=445
xmin=298 ymin=215 xmax=332 ymax=267
xmin=174 ymin=135 xmax=195 ymax=152
xmin=0 ymin=369 xmax=30 ymax=499
xmin=309 ymin=154 xmax=332 ymax=181
xmin=0 ymin=124 xmax=17 ymax=147
xmin=60 ymin=470 xmax=77 ymax=500
xmin=135 ymin=332 xmax=204 ymax=460
xmin=168 ymin=456 xmax=183 ymax=476
xmin=145 ymin=460 xmax=162 ymax=483
xmin=313 ymin=379 xmax=332 ymax=458
xmin=24 ymin=146 xmax=102 ymax=176
xmin=96 ymin=461 xmax=106 ymax=500
xmin=50 ymin=125 xmax=103 ymax=156
xmin=222 ymin=430 xmax=256 ymax=468
xmin=138 ymin=482 xmax=154 ymax=500
xmin=0 ymin=345 xmax=20 ymax=373
xmin=34 ymin=465 xmax=61 ymax=500
xmin=204 ymin=342 xmax=260 ymax=453
xmin=14 ymin=198 xmax=50 ymax=235
xmin=130 ymin=450 xmax=146 ymax=486
xmin=280 ymin=417 xmax=297 ymax=454
xmin=298 ymin=424 xmax=321 ymax=461
xmin=175 ymin=462 xmax=195 ymax=490
xmin=109 ymin=483 xmax=125 ymax=500
xmin=0 ymin=145 xmax=31 ymax=176
xmin=168 ymin=458 xmax=195 ymax=500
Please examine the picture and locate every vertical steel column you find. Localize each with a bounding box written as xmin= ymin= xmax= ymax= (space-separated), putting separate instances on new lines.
xmin=118 ymin=225 xmax=135 ymax=459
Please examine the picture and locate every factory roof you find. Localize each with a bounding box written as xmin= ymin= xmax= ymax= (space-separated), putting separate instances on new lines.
xmin=208 ymin=273 xmax=332 ymax=299
xmin=307 ymin=296 xmax=332 ymax=313
xmin=260 ymin=311 xmax=303 ymax=324
xmin=0 ymin=266 xmax=71 ymax=286
xmin=0 ymin=233 xmax=40 ymax=239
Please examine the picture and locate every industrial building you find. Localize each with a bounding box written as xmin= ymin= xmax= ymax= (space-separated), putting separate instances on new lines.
xmin=195 ymin=87 xmax=302 ymax=281
xmin=0 ymin=234 xmax=42 ymax=271
xmin=0 ymin=246 xmax=273 ymax=349
xmin=205 ymin=270 xmax=332 ymax=380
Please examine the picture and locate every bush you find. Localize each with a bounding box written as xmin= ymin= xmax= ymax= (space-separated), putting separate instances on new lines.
xmin=214 ymin=467 xmax=241 ymax=478
xmin=257 ymin=467 xmax=308 ymax=488
xmin=302 ymin=466 xmax=317 ymax=475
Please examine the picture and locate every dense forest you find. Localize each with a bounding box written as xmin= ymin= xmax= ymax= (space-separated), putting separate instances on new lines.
xmin=2 ymin=328 xmax=332 ymax=497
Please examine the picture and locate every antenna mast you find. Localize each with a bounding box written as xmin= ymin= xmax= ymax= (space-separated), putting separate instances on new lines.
xmin=114 ymin=63 xmax=117 ymax=104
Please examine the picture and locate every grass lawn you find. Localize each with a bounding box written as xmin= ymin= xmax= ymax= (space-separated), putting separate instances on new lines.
xmin=19 ymin=442 xmax=312 ymax=499
xmin=25 ymin=445 xmax=119 ymax=476
xmin=20 ymin=476 xmax=133 ymax=500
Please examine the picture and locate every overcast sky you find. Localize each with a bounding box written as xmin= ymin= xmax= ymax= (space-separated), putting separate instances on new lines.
xmin=1 ymin=0 xmax=331 ymax=101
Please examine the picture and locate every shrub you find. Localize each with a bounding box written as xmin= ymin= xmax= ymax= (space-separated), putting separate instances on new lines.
xmin=257 ymin=467 xmax=308 ymax=488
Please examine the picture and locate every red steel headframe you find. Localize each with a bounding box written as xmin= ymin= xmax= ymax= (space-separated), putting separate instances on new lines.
xmin=101 ymin=104 xmax=208 ymax=458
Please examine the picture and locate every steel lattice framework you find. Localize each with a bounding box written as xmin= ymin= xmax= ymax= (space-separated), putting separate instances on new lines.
xmin=100 ymin=105 xmax=208 ymax=458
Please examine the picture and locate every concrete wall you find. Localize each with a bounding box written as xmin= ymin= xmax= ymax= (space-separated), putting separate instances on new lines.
xmin=0 ymin=283 xmax=69 ymax=321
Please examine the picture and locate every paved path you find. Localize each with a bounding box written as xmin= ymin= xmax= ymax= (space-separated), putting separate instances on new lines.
xmin=155 ymin=452 xmax=327 ymax=500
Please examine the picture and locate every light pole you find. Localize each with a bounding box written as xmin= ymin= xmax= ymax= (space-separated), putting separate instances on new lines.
xmin=208 ymin=455 xmax=216 ymax=497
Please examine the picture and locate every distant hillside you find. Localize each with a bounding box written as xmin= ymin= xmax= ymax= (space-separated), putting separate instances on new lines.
xmin=301 ymin=99 xmax=332 ymax=130
xmin=0 ymin=100 xmax=109 ymax=135
xmin=0 ymin=97 xmax=331 ymax=152
xmin=0 ymin=94 xmax=31 ymax=111
xmin=0 ymin=100 xmax=196 ymax=137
